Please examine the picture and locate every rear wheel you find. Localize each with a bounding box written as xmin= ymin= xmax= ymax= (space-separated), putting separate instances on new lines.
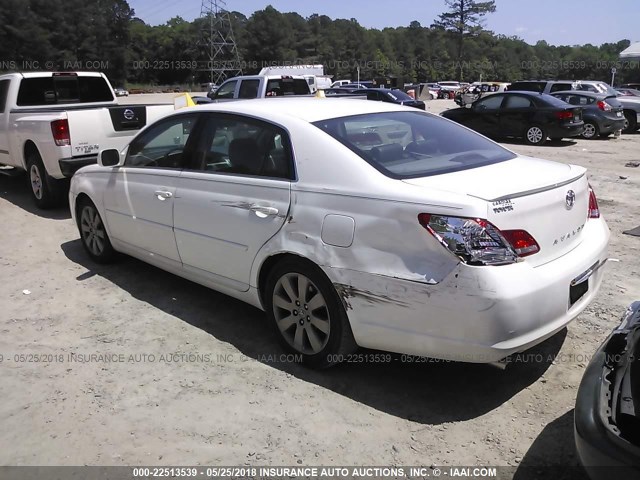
xmin=265 ymin=259 xmax=356 ymax=369
xmin=581 ymin=122 xmax=599 ymax=139
xmin=26 ymin=152 xmax=66 ymax=209
xmin=623 ymin=110 xmax=638 ymax=133
xmin=524 ymin=125 xmax=547 ymax=146
xmin=77 ymin=198 xmax=115 ymax=263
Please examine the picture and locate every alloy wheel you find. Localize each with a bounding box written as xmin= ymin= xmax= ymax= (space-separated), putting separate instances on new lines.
xmin=30 ymin=164 xmax=43 ymax=200
xmin=583 ymin=123 xmax=597 ymax=139
xmin=527 ymin=127 xmax=544 ymax=144
xmin=272 ymin=273 xmax=331 ymax=355
xmin=80 ymin=206 xmax=106 ymax=257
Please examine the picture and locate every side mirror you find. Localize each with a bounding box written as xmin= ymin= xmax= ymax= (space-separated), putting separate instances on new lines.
xmin=98 ymin=149 xmax=121 ymax=167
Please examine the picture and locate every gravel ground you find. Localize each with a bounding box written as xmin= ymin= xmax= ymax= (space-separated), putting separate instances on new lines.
xmin=0 ymin=97 xmax=638 ymax=477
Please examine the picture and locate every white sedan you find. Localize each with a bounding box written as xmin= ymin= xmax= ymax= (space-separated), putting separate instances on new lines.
xmin=69 ymin=98 xmax=610 ymax=368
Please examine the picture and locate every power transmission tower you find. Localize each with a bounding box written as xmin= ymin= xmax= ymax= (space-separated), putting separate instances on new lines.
xmin=198 ymin=0 xmax=242 ymax=85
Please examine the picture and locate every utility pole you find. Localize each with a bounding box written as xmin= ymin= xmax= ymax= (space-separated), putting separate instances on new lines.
xmin=198 ymin=0 xmax=242 ymax=85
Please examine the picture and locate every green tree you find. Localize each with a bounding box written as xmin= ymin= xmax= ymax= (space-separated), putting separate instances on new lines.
xmin=433 ymin=0 xmax=497 ymax=80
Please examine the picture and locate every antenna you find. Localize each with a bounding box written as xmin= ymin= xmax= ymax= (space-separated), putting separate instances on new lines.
xmin=198 ymin=0 xmax=242 ymax=85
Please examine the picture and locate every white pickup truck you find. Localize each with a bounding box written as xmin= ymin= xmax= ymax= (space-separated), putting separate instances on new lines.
xmin=208 ymin=75 xmax=311 ymax=101
xmin=0 ymin=71 xmax=174 ymax=208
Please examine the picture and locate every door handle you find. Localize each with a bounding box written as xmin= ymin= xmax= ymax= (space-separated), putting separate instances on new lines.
xmin=250 ymin=205 xmax=279 ymax=218
xmin=154 ymin=190 xmax=173 ymax=201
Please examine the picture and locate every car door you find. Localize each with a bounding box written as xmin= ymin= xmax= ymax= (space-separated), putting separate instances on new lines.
xmin=173 ymin=113 xmax=293 ymax=291
xmin=468 ymin=94 xmax=505 ymax=137
xmin=499 ymin=94 xmax=535 ymax=137
xmin=102 ymin=113 xmax=200 ymax=267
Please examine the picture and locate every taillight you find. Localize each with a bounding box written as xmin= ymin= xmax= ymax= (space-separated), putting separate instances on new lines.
xmin=588 ymin=184 xmax=600 ymax=219
xmin=500 ymin=230 xmax=540 ymax=257
xmin=555 ymin=111 xmax=574 ymax=120
xmin=51 ymin=119 xmax=70 ymax=146
xmin=596 ymin=100 xmax=612 ymax=112
xmin=418 ymin=214 xmax=540 ymax=266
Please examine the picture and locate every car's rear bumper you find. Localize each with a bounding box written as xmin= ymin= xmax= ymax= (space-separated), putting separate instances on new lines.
xmin=574 ymin=302 xmax=640 ymax=479
xmin=548 ymin=122 xmax=584 ymax=138
xmin=59 ymin=155 xmax=98 ymax=178
xmin=596 ymin=117 xmax=626 ymax=135
xmin=327 ymin=217 xmax=609 ymax=363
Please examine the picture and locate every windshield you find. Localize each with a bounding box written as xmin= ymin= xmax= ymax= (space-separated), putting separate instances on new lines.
xmin=313 ymin=111 xmax=516 ymax=178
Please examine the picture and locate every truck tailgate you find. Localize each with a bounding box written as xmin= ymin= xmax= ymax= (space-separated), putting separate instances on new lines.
xmin=66 ymin=104 xmax=174 ymax=157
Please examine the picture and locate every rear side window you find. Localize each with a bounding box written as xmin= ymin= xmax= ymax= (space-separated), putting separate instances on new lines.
xmin=0 ymin=79 xmax=10 ymax=113
xmin=314 ymin=111 xmax=516 ymax=179
xmin=190 ymin=114 xmax=294 ymax=180
xmin=504 ymin=96 xmax=532 ymax=109
xmin=16 ymin=76 xmax=114 ymax=105
xmin=238 ymin=79 xmax=260 ymax=99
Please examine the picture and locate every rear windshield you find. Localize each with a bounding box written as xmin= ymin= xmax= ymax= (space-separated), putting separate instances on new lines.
xmin=265 ymin=78 xmax=310 ymax=96
xmin=313 ymin=111 xmax=516 ymax=179
xmin=386 ymin=90 xmax=413 ymax=101
xmin=17 ymin=76 xmax=114 ymax=106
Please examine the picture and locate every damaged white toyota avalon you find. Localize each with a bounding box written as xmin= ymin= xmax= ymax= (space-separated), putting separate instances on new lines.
xmin=69 ymin=98 xmax=610 ymax=368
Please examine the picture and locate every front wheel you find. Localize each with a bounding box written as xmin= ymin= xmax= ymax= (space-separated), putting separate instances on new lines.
xmin=265 ymin=259 xmax=356 ymax=369
xmin=77 ymin=198 xmax=115 ymax=263
xmin=524 ymin=125 xmax=547 ymax=146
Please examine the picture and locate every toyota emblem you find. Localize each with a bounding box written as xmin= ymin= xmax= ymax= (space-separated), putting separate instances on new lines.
xmin=123 ymin=109 xmax=135 ymax=121
xmin=566 ymin=190 xmax=576 ymax=209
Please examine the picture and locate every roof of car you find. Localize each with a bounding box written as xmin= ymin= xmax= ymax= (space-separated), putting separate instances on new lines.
xmin=190 ymin=97 xmax=411 ymax=123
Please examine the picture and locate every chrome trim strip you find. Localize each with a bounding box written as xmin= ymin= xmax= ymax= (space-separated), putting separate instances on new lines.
xmin=571 ymin=258 xmax=617 ymax=287
xmin=473 ymin=172 xmax=586 ymax=202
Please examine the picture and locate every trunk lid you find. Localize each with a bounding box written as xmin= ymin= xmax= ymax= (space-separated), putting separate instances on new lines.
xmin=403 ymin=156 xmax=590 ymax=267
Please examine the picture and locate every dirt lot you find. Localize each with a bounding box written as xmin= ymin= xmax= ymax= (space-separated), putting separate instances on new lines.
xmin=0 ymin=98 xmax=638 ymax=476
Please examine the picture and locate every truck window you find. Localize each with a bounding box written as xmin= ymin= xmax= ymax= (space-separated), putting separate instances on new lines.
xmin=0 ymin=80 xmax=9 ymax=113
xmin=214 ymin=80 xmax=237 ymax=100
xmin=16 ymin=76 xmax=114 ymax=106
xmin=266 ymin=78 xmax=309 ymax=96
xmin=238 ymin=79 xmax=260 ymax=99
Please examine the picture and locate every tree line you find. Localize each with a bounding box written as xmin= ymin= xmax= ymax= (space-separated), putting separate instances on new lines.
xmin=0 ymin=0 xmax=637 ymax=88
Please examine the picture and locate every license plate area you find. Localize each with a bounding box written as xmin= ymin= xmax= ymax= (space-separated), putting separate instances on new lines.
xmin=570 ymin=279 xmax=589 ymax=305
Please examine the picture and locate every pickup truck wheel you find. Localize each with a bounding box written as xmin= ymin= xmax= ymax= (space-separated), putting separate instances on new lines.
xmin=264 ymin=259 xmax=357 ymax=369
xmin=26 ymin=153 xmax=66 ymax=209
xmin=77 ymin=198 xmax=115 ymax=263
xmin=623 ymin=110 xmax=638 ymax=133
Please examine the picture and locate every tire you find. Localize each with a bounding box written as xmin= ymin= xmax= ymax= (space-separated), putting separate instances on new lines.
xmin=623 ymin=110 xmax=638 ymax=133
xmin=264 ymin=258 xmax=357 ymax=369
xmin=77 ymin=197 xmax=115 ymax=264
xmin=524 ymin=125 xmax=547 ymax=146
xmin=26 ymin=151 xmax=67 ymax=209
xmin=581 ymin=122 xmax=599 ymax=139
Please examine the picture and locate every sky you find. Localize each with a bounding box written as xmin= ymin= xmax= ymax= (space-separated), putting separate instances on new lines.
xmin=127 ymin=0 xmax=639 ymax=47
